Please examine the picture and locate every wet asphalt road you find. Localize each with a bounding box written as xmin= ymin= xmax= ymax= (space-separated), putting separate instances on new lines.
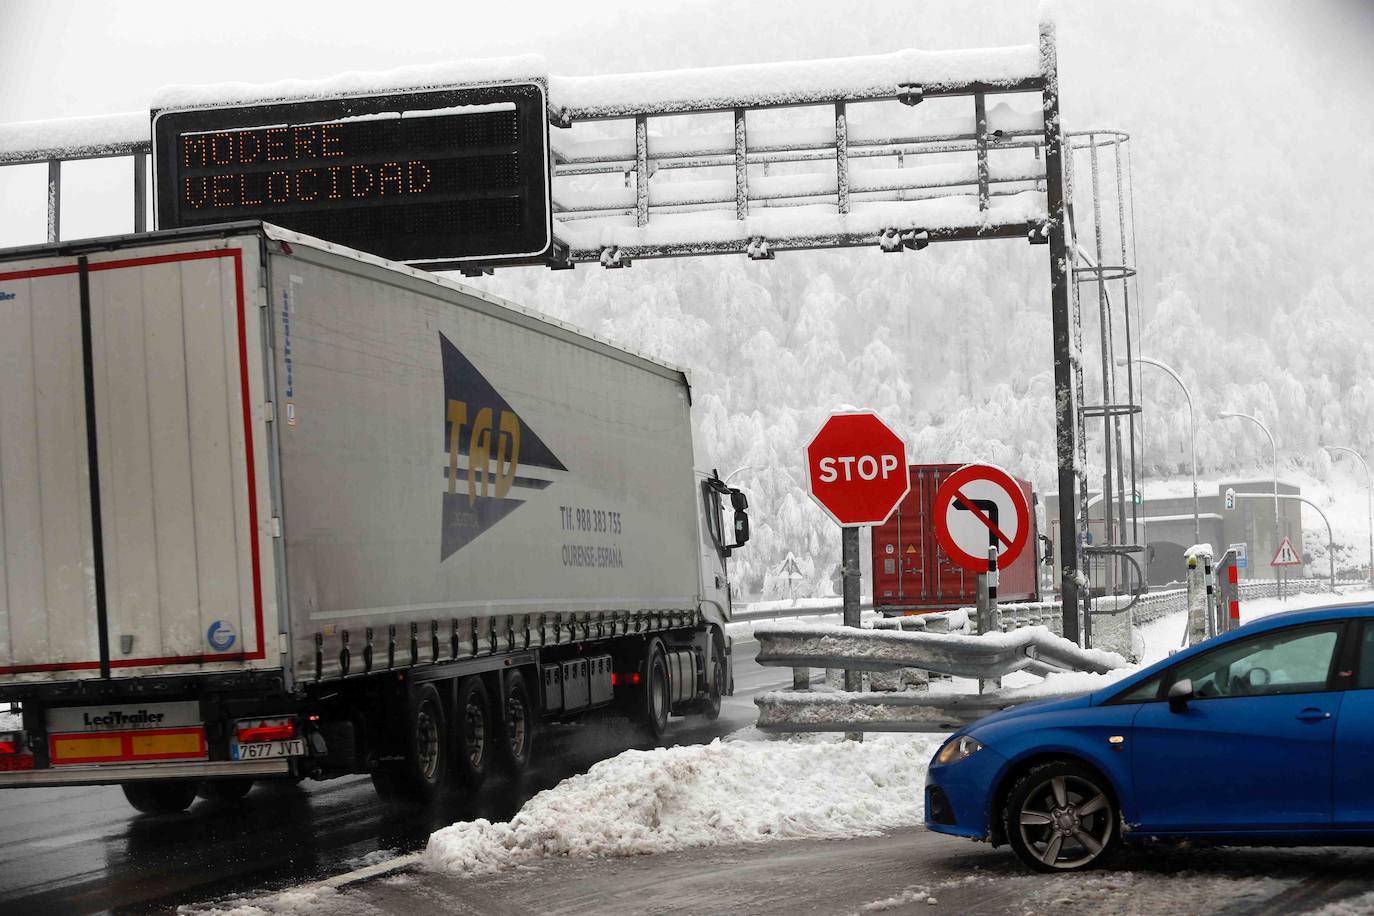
xmin=332 ymin=828 xmax=1374 ymax=916
xmin=0 ymin=638 xmax=783 ymax=915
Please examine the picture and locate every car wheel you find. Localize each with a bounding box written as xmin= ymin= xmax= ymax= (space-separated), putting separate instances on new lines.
xmin=1003 ymin=761 xmax=1118 ymax=872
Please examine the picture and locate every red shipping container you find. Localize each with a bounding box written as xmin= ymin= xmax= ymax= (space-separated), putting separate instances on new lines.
xmin=871 ymin=464 xmax=1041 ymax=614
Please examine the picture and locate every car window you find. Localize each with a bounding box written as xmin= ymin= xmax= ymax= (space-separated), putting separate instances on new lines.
xmin=1358 ymin=622 xmax=1374 ymax=689
xmin=1109 ymin=672 xmax=1165 ymax=704
xmin=1171 ymin=624 xmax=1342 ymax=699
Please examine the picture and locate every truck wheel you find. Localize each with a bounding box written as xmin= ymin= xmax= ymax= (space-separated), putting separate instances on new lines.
xmin=703 ymin=636 xmax=726 ymax=721
xmin=198 ymin=779 xmax=254 ymax=803
xmin=453 ymin=675 xmax=491 ymax=788
xmin=638 ymin=639 xmax=671 ymax=742
xmin=371 ymin=683 xmax=448 ymax=805
xmin=495 ymin=670 xmax=535 ymax=773
xmin=122 ymin=780 xmax=198 ymax=814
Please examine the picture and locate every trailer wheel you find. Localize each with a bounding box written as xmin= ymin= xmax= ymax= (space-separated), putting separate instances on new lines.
xmin=495 ymin=670 xmax=535 ymax=773
xmin=122 ymin=780 xmax=198 ymax=814
xmin=198 ymin=779 xmax=254 ymax=803
xmin=371 ymin=683 xmax=448 ymax=805
xmin=638 ymin=638 xmax=671 ymax=742
xmin=453 ymin=675 xmax=491 ymax=788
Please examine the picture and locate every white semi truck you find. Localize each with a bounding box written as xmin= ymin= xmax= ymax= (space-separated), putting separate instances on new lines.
xmin=0 ymin=222 xmax=749 ymax=812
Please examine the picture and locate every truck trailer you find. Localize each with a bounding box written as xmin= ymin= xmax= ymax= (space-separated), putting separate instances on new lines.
xmin=0 ymin=223 xmax=749 ymax=812
xmin=872 ymin=464 xmax=1040 ymax=614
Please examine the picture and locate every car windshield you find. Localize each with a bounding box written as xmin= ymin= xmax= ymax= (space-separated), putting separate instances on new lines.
xmin=1171 ymin=623 xmax=1341 ymax=699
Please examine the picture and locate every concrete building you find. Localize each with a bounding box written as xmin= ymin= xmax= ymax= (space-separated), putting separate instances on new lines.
xmin=1046 ymin=480 xmax=1303 ymax=590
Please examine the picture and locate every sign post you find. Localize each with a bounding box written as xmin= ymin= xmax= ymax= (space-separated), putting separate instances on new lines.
xmin=1272 ymin=535 xmax=1302 ymax=601
xmin=805 ymin=411 xmax=910 ymax=741
xmin=930 ymin=463 xmax=1031 ymax=649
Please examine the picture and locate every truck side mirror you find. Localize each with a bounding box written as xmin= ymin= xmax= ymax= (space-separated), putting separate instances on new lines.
xmin=703 ymin=472 xmax=751 ymax=557
xmin=730 ymin=494 xmax=750 ymax=548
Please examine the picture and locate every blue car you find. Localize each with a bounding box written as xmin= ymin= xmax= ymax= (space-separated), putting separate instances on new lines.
xmin=924 ymin=603 xmax=1374 ymax=871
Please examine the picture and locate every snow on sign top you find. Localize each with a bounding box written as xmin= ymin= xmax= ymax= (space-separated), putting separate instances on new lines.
xmin=148 ymin=44 xmax=1042 ymax=117
xmin=552 ymin=45 xmax=1043 ymax=118
xmin=0 ymin=111 xmax=147 ymax=162
xmin=151 ymin=55 xmax=549 ymax=111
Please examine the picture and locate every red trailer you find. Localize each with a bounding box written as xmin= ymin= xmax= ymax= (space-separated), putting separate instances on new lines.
xmin=872 ymin=464 xmax=1041 ymax=614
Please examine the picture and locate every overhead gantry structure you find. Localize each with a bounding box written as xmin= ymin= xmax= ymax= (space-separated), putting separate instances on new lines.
xmin=0 ymin=10 xmax=1147 ymax=643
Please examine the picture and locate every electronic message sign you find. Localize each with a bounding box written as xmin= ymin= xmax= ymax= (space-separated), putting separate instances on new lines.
xmin=152 ymin=83 xmax=551 ymax=266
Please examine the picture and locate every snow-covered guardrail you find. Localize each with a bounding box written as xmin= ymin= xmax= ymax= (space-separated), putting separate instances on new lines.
xmin=753 ymin=624 xmax=1125 ymax=680
xmin=752 ymin=622 xmax=1127 ymax=733
xmin=753 ymin=681 xmax=1104 ymax=733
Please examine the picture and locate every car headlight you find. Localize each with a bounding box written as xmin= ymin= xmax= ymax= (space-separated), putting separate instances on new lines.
xmin=935 ymin=735 xmax=984 ymax=766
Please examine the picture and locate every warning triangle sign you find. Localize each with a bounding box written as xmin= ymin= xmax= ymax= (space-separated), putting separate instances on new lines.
xmin=1271 ymin=536 xmax=1302 ymax=567
xmin=905 ymin=544 xmax=917 ymax=554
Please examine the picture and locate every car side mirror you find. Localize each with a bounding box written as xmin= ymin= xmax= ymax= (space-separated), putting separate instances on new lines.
xmin=1168 ymin=678 xmax=1194 ymax=713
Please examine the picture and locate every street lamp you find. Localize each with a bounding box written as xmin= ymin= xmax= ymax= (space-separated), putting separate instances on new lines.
xmin=1219 ymin=411 xmax=1281 ymax=592
xmin=1119 ymin=356 xmax=1198 ymax=545
xmin=1323 ymin=445 xmax=1374 ymax=589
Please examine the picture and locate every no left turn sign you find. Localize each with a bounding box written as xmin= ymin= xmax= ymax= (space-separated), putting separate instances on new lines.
xmin=932 ymin=464 xmax=1031 ymax=573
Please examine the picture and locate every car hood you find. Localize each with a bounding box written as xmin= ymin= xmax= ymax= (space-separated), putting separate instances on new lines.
xmin=967 ymin=693 xmax=1094 ymax=732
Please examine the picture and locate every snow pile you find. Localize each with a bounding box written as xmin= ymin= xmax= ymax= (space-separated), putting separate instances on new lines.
xmin=183 ymin=886 xmax=342 ymax=916
xmin=424 ymin=730 xmax=942 ymax=876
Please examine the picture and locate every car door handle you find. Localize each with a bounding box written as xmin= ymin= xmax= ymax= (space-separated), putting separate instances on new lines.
xmin=1296 ymin=708 xmax=1332 ymax=722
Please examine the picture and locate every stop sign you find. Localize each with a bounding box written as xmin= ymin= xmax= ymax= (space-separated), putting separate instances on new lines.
xmin=805 ymin=411 xmax=910 ymax=526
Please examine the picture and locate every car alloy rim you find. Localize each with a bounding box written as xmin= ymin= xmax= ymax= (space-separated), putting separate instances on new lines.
xmin=506 ymin=692 xmax=527 ymax=757
xmin=466 ymin=696 xmax=486 ymax=767
xmin=1017 ymin=774 xmax=1112 ymax=869
xmin=416 ymin=705 xmax=440 ymax=780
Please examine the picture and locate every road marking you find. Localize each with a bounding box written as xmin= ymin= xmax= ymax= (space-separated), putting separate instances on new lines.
xmin=315 ymin=852 xmax=422 ymax=890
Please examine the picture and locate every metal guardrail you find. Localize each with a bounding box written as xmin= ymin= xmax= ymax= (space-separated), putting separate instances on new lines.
xmin=753 ymin=624 xmax=1123 ymax=680
xmin=730 ymin=601 xmax=954 ymax=623
xmin=731 ymin=602 xmax=866 ymax=623
xmin=751 ymin=578 xmax=1367 ymax=734
xmin=754 ymin=685 xmax=1085 ymax=733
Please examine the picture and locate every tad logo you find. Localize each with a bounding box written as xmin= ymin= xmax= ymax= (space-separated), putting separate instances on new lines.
xmin=440 ymin=333 xmax=566 ymax=559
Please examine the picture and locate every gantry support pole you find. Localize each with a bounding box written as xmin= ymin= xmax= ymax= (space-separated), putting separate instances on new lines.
xmin=1041 ymin=16 xmax=1083 ymax=643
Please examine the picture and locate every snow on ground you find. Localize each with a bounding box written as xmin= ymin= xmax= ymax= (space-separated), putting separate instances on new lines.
xmin=1312 ymin=890 xmax=1374 ymax=916
xmin=182 ymin=887 xmax=345 ymax=916
xmin=423 ymin=729 xmax=943 ymax=877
